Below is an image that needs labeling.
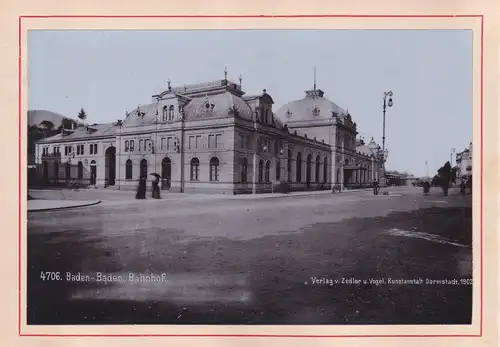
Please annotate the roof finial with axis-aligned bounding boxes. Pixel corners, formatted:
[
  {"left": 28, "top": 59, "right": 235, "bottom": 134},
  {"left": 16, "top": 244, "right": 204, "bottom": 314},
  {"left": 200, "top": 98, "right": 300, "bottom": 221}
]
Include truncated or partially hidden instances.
[
  {"left": 224, "top": 66, "right": 228, "bottom": 81},
  {"left": 239, "top": 74, "right": 242, "bottom": 86},
  {"left": 313, "top": 67, "right": 317, "bottom": 91},
  {"left": 167, "top": 77, "right": 171, "bottom": 91}
]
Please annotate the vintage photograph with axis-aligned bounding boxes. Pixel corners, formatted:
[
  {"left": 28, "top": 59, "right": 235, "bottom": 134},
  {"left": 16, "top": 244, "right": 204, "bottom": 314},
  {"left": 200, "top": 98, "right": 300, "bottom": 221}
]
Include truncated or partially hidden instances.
[{"left": 26, "top": 29, "right": 473, "bottom": 325}]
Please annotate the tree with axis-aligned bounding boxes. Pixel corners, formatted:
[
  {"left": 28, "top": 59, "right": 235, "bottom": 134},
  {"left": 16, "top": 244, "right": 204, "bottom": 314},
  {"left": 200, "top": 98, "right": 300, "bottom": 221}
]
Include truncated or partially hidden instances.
[
  {"left": 77, "top": 108, "right": 87, "bottom": 121},
  {"left": 39, "top": 120, "right": 55, "bottom": 131}
]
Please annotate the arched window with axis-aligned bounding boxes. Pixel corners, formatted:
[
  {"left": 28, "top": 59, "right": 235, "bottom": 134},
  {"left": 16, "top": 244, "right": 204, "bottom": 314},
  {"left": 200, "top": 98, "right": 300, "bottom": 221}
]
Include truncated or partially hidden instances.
[
  {"left": 315, "top": 155, "right": 321, "bottom": 183},
  {"left": 258, "top": 160, "right": 264, "bottom": 183},
  {"left": 241, "top": 158, "right": 248, "bottom": 183},
  {"left": 296, "top": 152, "right": 302, "bottom": 182},
  {"left": 323, "top": 157, "right": 328, "bottom": 183},
  {"left": 265, "top": 161, "right": 271, "bottom": 182},
  {"left": 125, "top": 159, "right": 133, "bottom": 179},
  {"left": 276, "top": 160, "right": 281, "bottom": 180},
  {"left": 190, "top": 157, "right": 199, "bottom": 181},
  {"left": 65, "top": 163, "right": 71, "bottom": 180},
  {"left": 77, "top": 161, "right": 83, "bottom": 180},
  {"left": 162, "top": 106, "right": 168, "bottom": 121},
  {"left": 140, "top": 159, "right": 148, "bottom": 178},
  {"left": 287, "top": 149, "right": 292, "bottom": 182},
  {"left": 168, "top": 105, "right": 174, "bottom": 121},
  {"left": 210, "top": 157, "right": 220, "bottom": 181}
]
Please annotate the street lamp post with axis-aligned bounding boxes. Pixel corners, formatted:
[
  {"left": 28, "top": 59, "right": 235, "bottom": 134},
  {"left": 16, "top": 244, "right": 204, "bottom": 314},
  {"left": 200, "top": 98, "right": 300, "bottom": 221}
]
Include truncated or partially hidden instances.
[
  {"left": 382, "top": 90, "right": 393, "bottom": 155},
  {"left": 380, "top": 91, "right": 393, "bottom": 186}
]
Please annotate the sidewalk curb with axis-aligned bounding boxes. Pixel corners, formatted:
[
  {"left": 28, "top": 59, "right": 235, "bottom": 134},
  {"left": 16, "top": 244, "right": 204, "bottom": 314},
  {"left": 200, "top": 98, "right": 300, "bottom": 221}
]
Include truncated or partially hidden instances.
[{"left": 28, "top": 200, "right": 102, "bottom": 212}]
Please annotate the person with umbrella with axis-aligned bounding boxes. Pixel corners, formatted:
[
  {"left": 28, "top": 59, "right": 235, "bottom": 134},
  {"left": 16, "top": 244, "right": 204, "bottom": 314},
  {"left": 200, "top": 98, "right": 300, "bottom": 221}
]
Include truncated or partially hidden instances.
[{"left": 150, "top": 173, "right": 161, "bottom": 199}]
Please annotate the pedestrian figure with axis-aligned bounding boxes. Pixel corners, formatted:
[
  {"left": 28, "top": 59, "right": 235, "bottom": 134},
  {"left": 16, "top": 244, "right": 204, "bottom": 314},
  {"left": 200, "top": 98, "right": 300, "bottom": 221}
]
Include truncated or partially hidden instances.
[
  {"left": 372, "top": 179, "right": 379, "bottom": 195},
  {"left": 136, "top": 176, "right": 147, "bottom": 199},
  {"left": 423, "top": 180, "right": 430, "bottom": 196},
  {"left": 460, "top": 178, "right": 466, "bottom": 195},
  {"left": 152, "top": 176, "right": 161, "bottom": 199}
]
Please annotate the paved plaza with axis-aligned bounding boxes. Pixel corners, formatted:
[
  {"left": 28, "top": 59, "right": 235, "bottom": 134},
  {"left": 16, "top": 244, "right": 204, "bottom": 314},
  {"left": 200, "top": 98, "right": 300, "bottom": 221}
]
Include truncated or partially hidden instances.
[{"left": 27, "top": 186, "right": 473, "bottom": 325}]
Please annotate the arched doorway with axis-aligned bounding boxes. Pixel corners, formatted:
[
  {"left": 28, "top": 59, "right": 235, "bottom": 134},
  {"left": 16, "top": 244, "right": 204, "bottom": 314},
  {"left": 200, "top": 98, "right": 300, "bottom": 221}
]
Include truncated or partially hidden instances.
[
  {"left": 65, "top": 163, "right": 71, "bottom": 180},
  {"left": 161, "top": 157, "right": 171, "bottom": 190},
  {"left": 77, "top": 161, "right": 83, "bottom": 180},
  {"left": 105, "top": 146, "right": 116, "bottom": 186},
  {"left": 90, "top": 160, "right": 97, "bottom": 185},
  {"left": 140, "top": 159, "right": 148, "bottom": 179},
  {"left": 54, "top": 161, "right": 59, "bottom": 183},
  {"left": 306, "top": 154, "right": 312, "bottom": 187},
  {"left": 42, "top": 161, "right": 48, "bottom": 181},
  {"left": 296, "top": 152, "right": 302, "bottom": 182}
]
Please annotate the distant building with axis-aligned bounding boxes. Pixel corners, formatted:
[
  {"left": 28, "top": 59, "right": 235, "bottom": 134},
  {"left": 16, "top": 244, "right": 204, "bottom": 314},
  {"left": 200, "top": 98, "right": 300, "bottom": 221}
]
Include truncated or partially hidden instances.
[
  {"left": 455, "top": 142, "right": 473, "bottom": 179},
  {"left": 34, "top": 74, "right": 385, "bottom": 194}
]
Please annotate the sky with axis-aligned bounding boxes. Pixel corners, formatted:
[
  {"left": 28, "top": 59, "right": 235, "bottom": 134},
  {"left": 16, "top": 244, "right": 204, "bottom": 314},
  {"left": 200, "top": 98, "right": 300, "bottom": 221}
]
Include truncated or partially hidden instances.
[{"left": 28, "top": 30, "right": 472, "bottom": 177}]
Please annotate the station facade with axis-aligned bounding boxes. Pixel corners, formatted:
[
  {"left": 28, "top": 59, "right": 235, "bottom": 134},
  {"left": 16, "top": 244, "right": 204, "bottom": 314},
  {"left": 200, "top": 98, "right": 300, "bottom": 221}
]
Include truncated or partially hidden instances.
[{"left": 35, "top": 75, "right": 385, "bottom": 194}]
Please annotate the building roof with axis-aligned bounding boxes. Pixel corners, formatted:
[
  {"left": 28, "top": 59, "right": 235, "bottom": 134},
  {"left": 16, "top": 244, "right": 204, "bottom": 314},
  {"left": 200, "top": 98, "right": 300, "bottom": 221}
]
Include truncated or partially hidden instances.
[
  {"left": 37, "top": 122, "right": 117, "bottom": 143},
  {"left": 275, "top": 88, "right": 346, "bottom": 124}
]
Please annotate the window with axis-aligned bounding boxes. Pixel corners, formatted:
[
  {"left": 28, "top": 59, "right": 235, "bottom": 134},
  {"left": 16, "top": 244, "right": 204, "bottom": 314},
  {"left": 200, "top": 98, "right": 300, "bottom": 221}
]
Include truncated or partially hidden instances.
[
  {"left": 93, "top": 144, "right": 98, "bottom": 154},
  {"left": 196, "top": 135, "right": 202, "bottom": 149},
  {"left": 241, "top": 158, "right": 248, "bottom": 183},
  {"left": 90, "top": 143, "right": 94, "bottom": 154},
  {"left": 296, "top": 152, "right": 302, "bottom": 182},
  {"left": 130, "top": 140, "right": 135, "bottom": 152},
  {"left": 287, "top": 149, "right": 292, "bottom": 182},
  {"left": 124, "top": 141, "right": 129, "bottom": 152},
  {"left": 167, "top": 137, "right": 172, "bottom": 151},
  {"left": 315, "top": 155, "right": 321, "bottom": 182},
  {"left": 139, "top": 139, "right": 144, "bottom": 152},
  {"left": 276, "top": 160, "right": 281, "bottom": 181},
  {"left": 258, "top": 160, "right": 264, "bottom": 183},
  {"left": 161, "top": 138, "right": 166, "bottom": 150},
  {"left": 168, "top": 105, "right": 174, "bottom": 121},
  {"left": 125, "top": 159, "right": 133, "bottom": 179},
  {"left": 240, "top": 134, "right": 245, "bottom": 149},
  {"left": 190, "top": 157, "right": 200, "bottom": 181},
  {"left": 265, "top": 161, "right": 270, "bottom": 183},
  {"left": 189, "top": 136, "right": 195, "bottom": 150},
  {"left": 323, "top": 157, "right": 328, "bottom": 183},
  {"left": 215, "top": 134, "right": 222, "bottom": 148},
  {"left": 162, "top": 106, "right": 168, "bottom": 122},
  {"left": 76, "top": 145, "right": 84, "bottom": 155},
  {"left": 208, "top": 135, "right": 215, "bottom": 149},
  {"left": 210, "top": 157, "right": 220, "bottom": 181}
]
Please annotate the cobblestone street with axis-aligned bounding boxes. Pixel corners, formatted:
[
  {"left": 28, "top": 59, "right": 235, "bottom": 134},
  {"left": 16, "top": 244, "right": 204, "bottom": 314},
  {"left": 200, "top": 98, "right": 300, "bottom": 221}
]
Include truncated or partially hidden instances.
[{"left": 27, "top": 187, "right": 473, "bottom": 325}]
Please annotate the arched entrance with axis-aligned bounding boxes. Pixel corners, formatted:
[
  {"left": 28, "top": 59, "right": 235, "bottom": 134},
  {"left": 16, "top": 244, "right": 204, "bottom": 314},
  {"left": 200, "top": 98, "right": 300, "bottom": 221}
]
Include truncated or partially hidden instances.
[
  {"left": 65, "top": 163, "right": 71, "bottom": 180},
  {"left": 90, "top": 160, "right": 97, "bottom": 185},
  {"left": 77, "top": 161, "right": 83, "bottom": 180},
  {"left": 54, "top": 161, "right": 59, "bottom": 183},
  {"left": 306, "top": 154, "right": 312, "bottom": 187},
  {"left": 42, "top": 161, "right": 48, "bottom": 181},
  {"left": 140, "top": 159, "right": 148, "bottom": 179},
  {"left": 161, "top": 157, "right": 171, "bottom": 190},
  {"left": 105, "top": 146, "right": 116, "bottom": 186}
]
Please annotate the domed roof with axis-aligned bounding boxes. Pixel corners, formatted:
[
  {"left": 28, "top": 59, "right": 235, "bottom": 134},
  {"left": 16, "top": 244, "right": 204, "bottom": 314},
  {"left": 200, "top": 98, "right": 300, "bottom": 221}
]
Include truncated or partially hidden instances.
[
  {"left": 275, "top": 88, "right": 346, "bottom": 123},
  {"left": 183, "top": 92, "right": 254, "bottom": 121}
]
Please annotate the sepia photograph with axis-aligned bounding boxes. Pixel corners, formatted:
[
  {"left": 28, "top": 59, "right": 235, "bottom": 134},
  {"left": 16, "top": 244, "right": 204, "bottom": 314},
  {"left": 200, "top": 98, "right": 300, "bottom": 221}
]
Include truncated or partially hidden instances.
[{"left": 26, "top": 29, "right": 473, "bottom": 326}]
